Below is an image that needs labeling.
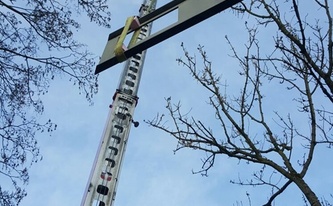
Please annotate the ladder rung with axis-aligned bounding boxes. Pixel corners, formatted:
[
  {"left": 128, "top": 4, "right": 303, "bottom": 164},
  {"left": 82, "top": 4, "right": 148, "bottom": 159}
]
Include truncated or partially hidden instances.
[
  {"left": 133, "top": 54, "right": 141, "bottom": 60},
  {"left": 116, "top": 113, "right": 127, "bottom": 120},
  {"left": 131, "top": 60, "right": 140, "bottom": 66},
  {"left": 129, "top": 66, "right": 138, "bottom": 73},
  {"left": 111, "top": 135, "right": 121, "bottom": 144},
  {"left": 127, "top": 73, "right": 136, "bottom": 80},
  {"left": 123, "top": 89, "right": 133, "bottom": 95},
  {"left": 109, "top": 146, "right": 118, "bottom": 155},
  {"left": 114, "top": 125, "right": 124, "bottom": 133},
  {"left": 125, "top": 80, "right": 135, "bottom": 87},
  {"left": 105, "top": 158, "right": 115, "bottom": 167},
  {"left": 97, "top": 185, "right": 109, "bottom": 196}
]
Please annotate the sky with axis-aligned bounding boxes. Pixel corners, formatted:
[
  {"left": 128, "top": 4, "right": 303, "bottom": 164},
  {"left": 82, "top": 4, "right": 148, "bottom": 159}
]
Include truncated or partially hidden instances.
[{"left": 18, "top": 0, "right": 333, "bottom": 206}]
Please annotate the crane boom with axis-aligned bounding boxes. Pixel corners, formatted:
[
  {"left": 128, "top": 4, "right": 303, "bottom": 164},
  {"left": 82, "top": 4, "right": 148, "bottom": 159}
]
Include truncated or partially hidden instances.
[{"left": 81, "top": 1, "right": 157, "bottom": 205}]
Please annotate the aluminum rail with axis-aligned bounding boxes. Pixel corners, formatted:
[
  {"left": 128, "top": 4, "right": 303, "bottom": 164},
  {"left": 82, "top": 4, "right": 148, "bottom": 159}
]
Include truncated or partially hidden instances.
[{"left": 81, "top": 1, "right": 157, "bottom": 205}]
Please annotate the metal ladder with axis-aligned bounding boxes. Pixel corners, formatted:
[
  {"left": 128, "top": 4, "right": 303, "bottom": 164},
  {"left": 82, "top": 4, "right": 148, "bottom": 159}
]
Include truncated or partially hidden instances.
[{"left": 81, "top": 1, "right": 157, "bottom": 205}]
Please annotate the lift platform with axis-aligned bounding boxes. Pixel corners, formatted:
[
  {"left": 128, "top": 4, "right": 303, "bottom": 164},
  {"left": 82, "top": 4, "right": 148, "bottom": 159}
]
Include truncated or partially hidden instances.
[{"left": 95, "top": 0, "right": 241, "bottom": 74}]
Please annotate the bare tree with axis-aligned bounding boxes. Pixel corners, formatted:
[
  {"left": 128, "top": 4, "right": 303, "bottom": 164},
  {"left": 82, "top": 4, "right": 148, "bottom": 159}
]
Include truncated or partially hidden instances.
[
  {"left": 146, "top": 0, "right": 332, "bottom": 205},
  {"left": 0, "top": 0, "right": 111, "bottom": 205}
]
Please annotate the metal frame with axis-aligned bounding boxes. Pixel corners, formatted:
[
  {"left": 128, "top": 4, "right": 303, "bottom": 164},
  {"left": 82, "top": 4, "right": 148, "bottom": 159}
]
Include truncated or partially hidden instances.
[{"left": 95, "top": 0, "right": 242, "bottom": 74}]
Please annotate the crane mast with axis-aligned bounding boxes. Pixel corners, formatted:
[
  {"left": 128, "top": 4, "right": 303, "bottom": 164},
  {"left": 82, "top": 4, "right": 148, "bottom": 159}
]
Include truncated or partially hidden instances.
[{"left": 81, "top": 1, "right": 157, "bottom": 205}]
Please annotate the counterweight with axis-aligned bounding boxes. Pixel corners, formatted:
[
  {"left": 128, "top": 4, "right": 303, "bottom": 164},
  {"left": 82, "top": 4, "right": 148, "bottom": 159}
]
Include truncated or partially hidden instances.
[{"left": 81, "top": 1, "right": 157, "bottom": 205}]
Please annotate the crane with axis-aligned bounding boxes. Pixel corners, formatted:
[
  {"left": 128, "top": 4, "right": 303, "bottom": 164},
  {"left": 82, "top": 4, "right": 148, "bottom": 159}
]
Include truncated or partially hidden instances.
[{"left": 81, "top": 0, "right": 241, "bottom": 205}]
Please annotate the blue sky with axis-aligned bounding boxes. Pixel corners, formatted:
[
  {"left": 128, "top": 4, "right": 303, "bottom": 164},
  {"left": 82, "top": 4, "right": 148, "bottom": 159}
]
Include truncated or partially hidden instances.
[{"left": 19, "top": 0, "right": 332, "bottom": 205}]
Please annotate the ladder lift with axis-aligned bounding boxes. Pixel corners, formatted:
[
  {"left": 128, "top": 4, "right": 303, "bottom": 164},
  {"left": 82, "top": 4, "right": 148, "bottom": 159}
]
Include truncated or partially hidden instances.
[
  {"left": 81, "top": 1, "right": 157, "bottom": 205},
  {"left": 81, "top": 0, "right": 241, "bottom": 205}
]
